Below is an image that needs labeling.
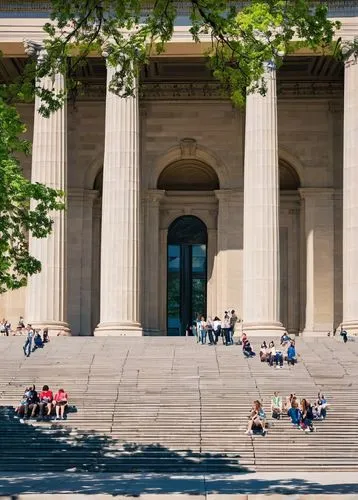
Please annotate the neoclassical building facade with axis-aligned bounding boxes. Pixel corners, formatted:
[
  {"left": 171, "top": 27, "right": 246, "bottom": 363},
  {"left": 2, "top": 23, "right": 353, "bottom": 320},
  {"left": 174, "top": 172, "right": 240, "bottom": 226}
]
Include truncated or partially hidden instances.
[{"left": 0, "top": 2, "right": 358, "bottom": 336}]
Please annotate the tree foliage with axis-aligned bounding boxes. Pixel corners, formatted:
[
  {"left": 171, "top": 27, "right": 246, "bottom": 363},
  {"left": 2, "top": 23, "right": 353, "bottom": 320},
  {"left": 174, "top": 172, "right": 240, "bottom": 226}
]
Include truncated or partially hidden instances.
[
  {"left": 0, "top": 96, "right": 65, "bottom": 293},
  {"left": 36, "top": 0, "right": 343, "bottom": 110}
]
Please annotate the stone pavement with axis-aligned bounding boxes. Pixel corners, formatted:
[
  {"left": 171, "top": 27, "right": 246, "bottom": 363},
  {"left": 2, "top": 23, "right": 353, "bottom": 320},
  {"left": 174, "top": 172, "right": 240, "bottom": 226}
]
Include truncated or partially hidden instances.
[
  {"left": 0, "top": 335, "right": 358, "bottom": 478},
  {"left": 1, "top": 472, "right": 358, "bottom": 498}
]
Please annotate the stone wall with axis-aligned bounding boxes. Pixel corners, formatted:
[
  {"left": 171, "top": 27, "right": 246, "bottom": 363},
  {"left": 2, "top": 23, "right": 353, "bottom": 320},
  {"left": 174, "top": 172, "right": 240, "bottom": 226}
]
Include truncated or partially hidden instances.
[{"left": 0, "top": 96, "right": 344, "bottom": 335}]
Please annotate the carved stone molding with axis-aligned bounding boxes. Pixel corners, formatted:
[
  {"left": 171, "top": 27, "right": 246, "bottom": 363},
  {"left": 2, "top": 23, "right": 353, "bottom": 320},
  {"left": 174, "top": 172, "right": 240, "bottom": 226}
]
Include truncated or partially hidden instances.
[
  {"left": 180, "top": 138, "right": 197, "bottom": 159},
  {"left": 74, "top": 80, "right": 344, "bottom": 101},
  {"left": 23, "top": 39, "right": 45, "bottom": 62},
  {"left": 277, "top": 81, "right": 343, "bottom": 98},
  {"left": 140, "top": 82, "right": 224, "bottom": 101}
]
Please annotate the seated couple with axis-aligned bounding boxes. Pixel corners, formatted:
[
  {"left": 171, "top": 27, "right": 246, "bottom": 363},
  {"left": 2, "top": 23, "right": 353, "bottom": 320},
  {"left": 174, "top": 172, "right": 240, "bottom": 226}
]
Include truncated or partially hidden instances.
[
  {"left": 16, "top": 384, "right": 69, "bottom": 421},
  {"left": 245, "top": 400, "right": 267, "bottom": 436}
]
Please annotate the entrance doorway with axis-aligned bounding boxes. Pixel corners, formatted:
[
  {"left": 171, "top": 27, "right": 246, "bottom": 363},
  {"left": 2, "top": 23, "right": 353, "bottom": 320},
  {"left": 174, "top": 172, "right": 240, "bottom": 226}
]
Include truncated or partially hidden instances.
[{"left": 167, "top": 216, "right": 207, "bottom": 336}]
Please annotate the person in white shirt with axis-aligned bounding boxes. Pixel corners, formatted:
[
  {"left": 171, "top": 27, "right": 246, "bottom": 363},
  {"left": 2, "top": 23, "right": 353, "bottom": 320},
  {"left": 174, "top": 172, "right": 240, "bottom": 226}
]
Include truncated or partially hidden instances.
[
  {"left": 199, "top": 316, "right": 207, "bottom": 344},
  {"left": 271, "top": 391, "right": 283, "bottom": 419},
  {"left": 222, "top": 312, "right": 231, "bottom": 346},
  {"left": 212, "top": 316, "right": 221, "bottom": 344},
  {"left": 268, "top": 341, "right": 276, "bottom": 366}
]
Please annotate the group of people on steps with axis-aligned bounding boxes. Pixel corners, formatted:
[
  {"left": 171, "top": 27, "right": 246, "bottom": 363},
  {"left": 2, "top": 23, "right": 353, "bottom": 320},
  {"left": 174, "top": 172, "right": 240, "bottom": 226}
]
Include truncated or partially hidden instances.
[
  {"left": 245, "top": 391, "right": 328, "bottom": 436},
  {"left": 186, "top": 310, "right": 239, "bottom": 346}
]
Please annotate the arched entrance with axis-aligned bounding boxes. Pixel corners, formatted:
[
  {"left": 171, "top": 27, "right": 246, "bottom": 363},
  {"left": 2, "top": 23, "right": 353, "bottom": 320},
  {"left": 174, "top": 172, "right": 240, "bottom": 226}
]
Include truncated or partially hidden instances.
[{"left": 167, "top": 216, "right": 208, "bottom": 336}]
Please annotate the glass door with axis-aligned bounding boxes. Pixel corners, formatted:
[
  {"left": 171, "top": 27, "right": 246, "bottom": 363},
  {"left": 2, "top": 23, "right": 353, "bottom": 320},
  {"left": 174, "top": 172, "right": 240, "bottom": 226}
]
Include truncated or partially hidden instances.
[{"left": 167, "top": 216, "right": 207, "bottom": 336}]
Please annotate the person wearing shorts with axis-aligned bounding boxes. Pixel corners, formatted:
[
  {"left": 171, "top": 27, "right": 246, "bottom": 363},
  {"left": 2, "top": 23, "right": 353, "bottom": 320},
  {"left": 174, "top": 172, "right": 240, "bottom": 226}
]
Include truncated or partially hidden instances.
[{"left": 53, "top": 388, "right": 68, "bottom": 420}]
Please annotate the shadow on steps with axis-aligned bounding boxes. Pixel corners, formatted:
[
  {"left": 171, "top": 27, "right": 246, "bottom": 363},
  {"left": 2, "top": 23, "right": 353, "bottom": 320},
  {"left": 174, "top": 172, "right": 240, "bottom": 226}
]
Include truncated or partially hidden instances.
[{"left": 0, "top": 406, "right": 250, "bottom": 474}]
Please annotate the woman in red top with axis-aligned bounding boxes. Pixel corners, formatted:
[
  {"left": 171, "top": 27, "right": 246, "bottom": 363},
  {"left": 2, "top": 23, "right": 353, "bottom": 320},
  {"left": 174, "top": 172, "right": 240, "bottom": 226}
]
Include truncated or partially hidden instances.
[
  {"left": 38, "top": 384, "right": 53, "bottom": 420},
  {"left": 53, "top": 388, "right": 68, "bottom": 420}
]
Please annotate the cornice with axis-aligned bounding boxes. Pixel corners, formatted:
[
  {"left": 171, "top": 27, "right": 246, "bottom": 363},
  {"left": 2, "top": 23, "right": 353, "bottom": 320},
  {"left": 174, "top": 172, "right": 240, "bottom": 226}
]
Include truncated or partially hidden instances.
[{"left": 2, "top": 1, "right": 358, "bottom": 15}]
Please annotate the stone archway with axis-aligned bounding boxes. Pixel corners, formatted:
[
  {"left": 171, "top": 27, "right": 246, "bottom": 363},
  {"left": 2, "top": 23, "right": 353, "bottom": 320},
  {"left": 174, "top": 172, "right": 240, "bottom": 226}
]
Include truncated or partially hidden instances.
[
  {"left": 150, "top": 139, "right": 230, "bottom": 189},
  {"left": 143, "top": 143, "right": 222, "bottom": 335}
]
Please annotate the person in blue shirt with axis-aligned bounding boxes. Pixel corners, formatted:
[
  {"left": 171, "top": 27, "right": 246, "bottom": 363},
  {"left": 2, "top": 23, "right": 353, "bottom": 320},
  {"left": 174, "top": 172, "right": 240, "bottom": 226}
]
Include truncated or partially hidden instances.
[
  {"left": 33, "top": 331, "right": 44, "bottom": 351},
  {"left": 287, "top": 341, "right": 297, "bottom": 365},
  {"left": 288, "top": 399, "right": 302, "bottom": 428}
]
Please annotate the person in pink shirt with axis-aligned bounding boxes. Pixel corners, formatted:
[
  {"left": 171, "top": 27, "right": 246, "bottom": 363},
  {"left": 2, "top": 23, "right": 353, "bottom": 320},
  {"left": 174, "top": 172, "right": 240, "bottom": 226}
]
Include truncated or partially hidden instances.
[{"left": 53, "top": 388, "right": 68, "bottom": 420}]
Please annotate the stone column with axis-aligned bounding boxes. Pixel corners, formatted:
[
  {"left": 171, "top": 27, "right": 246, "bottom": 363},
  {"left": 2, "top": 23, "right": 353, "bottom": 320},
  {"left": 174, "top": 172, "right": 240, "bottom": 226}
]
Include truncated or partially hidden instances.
[
  {"left": 342, "top": 56, "right": 358, "bottom": 334},
  {"left": 215, "top": 189, "right": 243, "bottom": 319},
  {"left": 24, "top": 41, "right": 69, "bottom": 334},
  {"left": 95, "top": 62, "right": 142, "bottom": 336},
  {"left": 243, "top": 62, "right": 284, "bottom": 336},
  {"left": 142, "top": 189, "right": 164, "bottom": 335},
  {"left": 299, "top": 188, "right": 334, "bottom": 335}
]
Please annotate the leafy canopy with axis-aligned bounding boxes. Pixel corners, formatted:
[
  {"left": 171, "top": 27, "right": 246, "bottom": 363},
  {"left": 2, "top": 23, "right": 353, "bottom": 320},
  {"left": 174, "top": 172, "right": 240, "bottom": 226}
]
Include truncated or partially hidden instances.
[
  {"left": 0, "top": 96, "right": 65, "bottom": 293},
  {"left": 37, "top": 0, "right": 342, "bottom": 110}
]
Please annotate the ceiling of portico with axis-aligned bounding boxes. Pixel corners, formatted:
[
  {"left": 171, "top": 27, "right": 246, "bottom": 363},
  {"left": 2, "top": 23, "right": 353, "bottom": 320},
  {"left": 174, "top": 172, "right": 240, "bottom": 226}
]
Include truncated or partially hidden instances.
[{"left": 0, "top": 55, "right": 343, "bottom": 100}]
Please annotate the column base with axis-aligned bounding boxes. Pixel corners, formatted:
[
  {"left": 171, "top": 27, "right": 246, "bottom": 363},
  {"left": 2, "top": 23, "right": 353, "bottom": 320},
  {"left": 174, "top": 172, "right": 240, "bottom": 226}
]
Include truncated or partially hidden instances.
[
  {"left": 300, "top": 329, "right": 332, "bottom": 337},
  {"left": 94, "top": 321, "right": 143, "bottom": 337},
  {"left": 143, "top": 328, "right": 162, "bottom": 336},
  {"left": 242, "top": 321, "right": 285, "bottom": 337},
  {"left": 340, "top": 321, "right": 358, "bottom": 336},
  {"left": 28, "top": 321, "right": 70, "bottom": 336}
]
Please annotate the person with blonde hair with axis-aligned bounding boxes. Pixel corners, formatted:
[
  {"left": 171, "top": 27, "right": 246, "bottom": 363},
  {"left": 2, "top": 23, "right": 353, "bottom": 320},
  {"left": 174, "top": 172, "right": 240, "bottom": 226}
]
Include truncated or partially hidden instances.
[{"left": 245, "top": 400, "right": 267, "bottom": 436}]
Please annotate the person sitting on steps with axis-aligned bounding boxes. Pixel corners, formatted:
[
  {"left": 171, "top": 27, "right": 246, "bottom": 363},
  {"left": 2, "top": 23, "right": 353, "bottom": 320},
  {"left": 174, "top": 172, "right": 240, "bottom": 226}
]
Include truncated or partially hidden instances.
[
  {"left": 300, "top": 398, "right": 314, "bottom": 433},
  {"left": 280, "top": 332, "right": 291, "bottom": 346},
  {"left": 287, "top": 399, "right": 302, "bottom": 428},
  {"left": 245, "top": 400, "right": 267, "bottom": 436},
  {"left": 53, "top": 388, "right": 69, "bottom": 420},
  {"left": 271, "top": 391, "right": 283, "bottom": 419},
  {"left": 287, "top": 341, "right": 297, "bottom": 365},
  {"left": 243, "top": 337, "right": 255, "bottom": 357},
  {"left": 23, "top": 385, "right": 38, "bottom": 420},
  {"left": 32, "top": 331, "right": 44, "bottom": 351},
  {"left": 275, "top": 345, "right": 284, "bottom": 368},
  {"left": 260, "top": 341, "right": 269, "bottom": 362},
  {"left": 38, "top": 385, "right": 54, "bottom": 420},
  {"left": 313, "top": 392, "right": 328, "bottom": 420}
]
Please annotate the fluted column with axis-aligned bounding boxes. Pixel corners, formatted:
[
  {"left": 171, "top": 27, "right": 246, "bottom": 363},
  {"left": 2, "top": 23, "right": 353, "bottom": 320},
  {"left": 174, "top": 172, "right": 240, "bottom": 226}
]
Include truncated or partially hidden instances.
[
  {"left": 142, "top": 189, "right": 164, "bottom": 335},
  {"left": 243, "top": 63, "right": 284, "bottom": 335},
  {"left": 300, "top": 188, "right": 334, "bottom": 335},
  {"left": 95, "top": 62, "right": 142, "bottom": 336},
  {"left": 25, "top": 42, "right": 69, "bottom": 334},
  {"left": 342, "top": 56, "right": 358, "bottom": 334}
]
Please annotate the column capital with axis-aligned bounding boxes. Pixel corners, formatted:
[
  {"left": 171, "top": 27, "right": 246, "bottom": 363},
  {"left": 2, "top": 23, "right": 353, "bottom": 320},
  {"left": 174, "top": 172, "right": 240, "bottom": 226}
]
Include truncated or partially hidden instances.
[
  {"left": 299, "top": 187, "right": 334, "bottom": 200},
  {"left": 342, "top": 37, "right": 358, "bottom": 68},
  {"left": 214, "top": 189, "right": 243, "bottom": 202},
  {"left": 24, "top": 39, "right": 44, "bottom": 59},
  {"left": 142, "top": 189, "right": 165, "bottom": 204}
]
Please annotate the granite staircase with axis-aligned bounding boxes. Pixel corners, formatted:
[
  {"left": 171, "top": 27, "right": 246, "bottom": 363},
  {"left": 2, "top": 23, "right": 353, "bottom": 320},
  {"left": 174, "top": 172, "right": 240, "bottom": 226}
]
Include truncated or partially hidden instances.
[{"left": 0, "top": 335, "right": 357, "bottom": 473}]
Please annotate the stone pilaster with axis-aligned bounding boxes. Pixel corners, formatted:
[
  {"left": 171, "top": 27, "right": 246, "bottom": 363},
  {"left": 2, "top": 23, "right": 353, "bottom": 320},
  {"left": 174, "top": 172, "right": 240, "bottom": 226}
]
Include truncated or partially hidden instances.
[
  {"left": 142, "top": 189, "right": 164, "bottom": 335},
  {"left": 342, "top": 56, "right": 358, "bottom": 334},
  {"left": 25, "top": 41, "right": 69, "bottom": 334},
  {"left": 243, "top": 63, "right": 284, "bottom": 336},
  {"left": 95, "top": 62, "right": 142, "bottom": 336},
  {"left": 299, "top": 188, "right": 334, "bottom": 335}
]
